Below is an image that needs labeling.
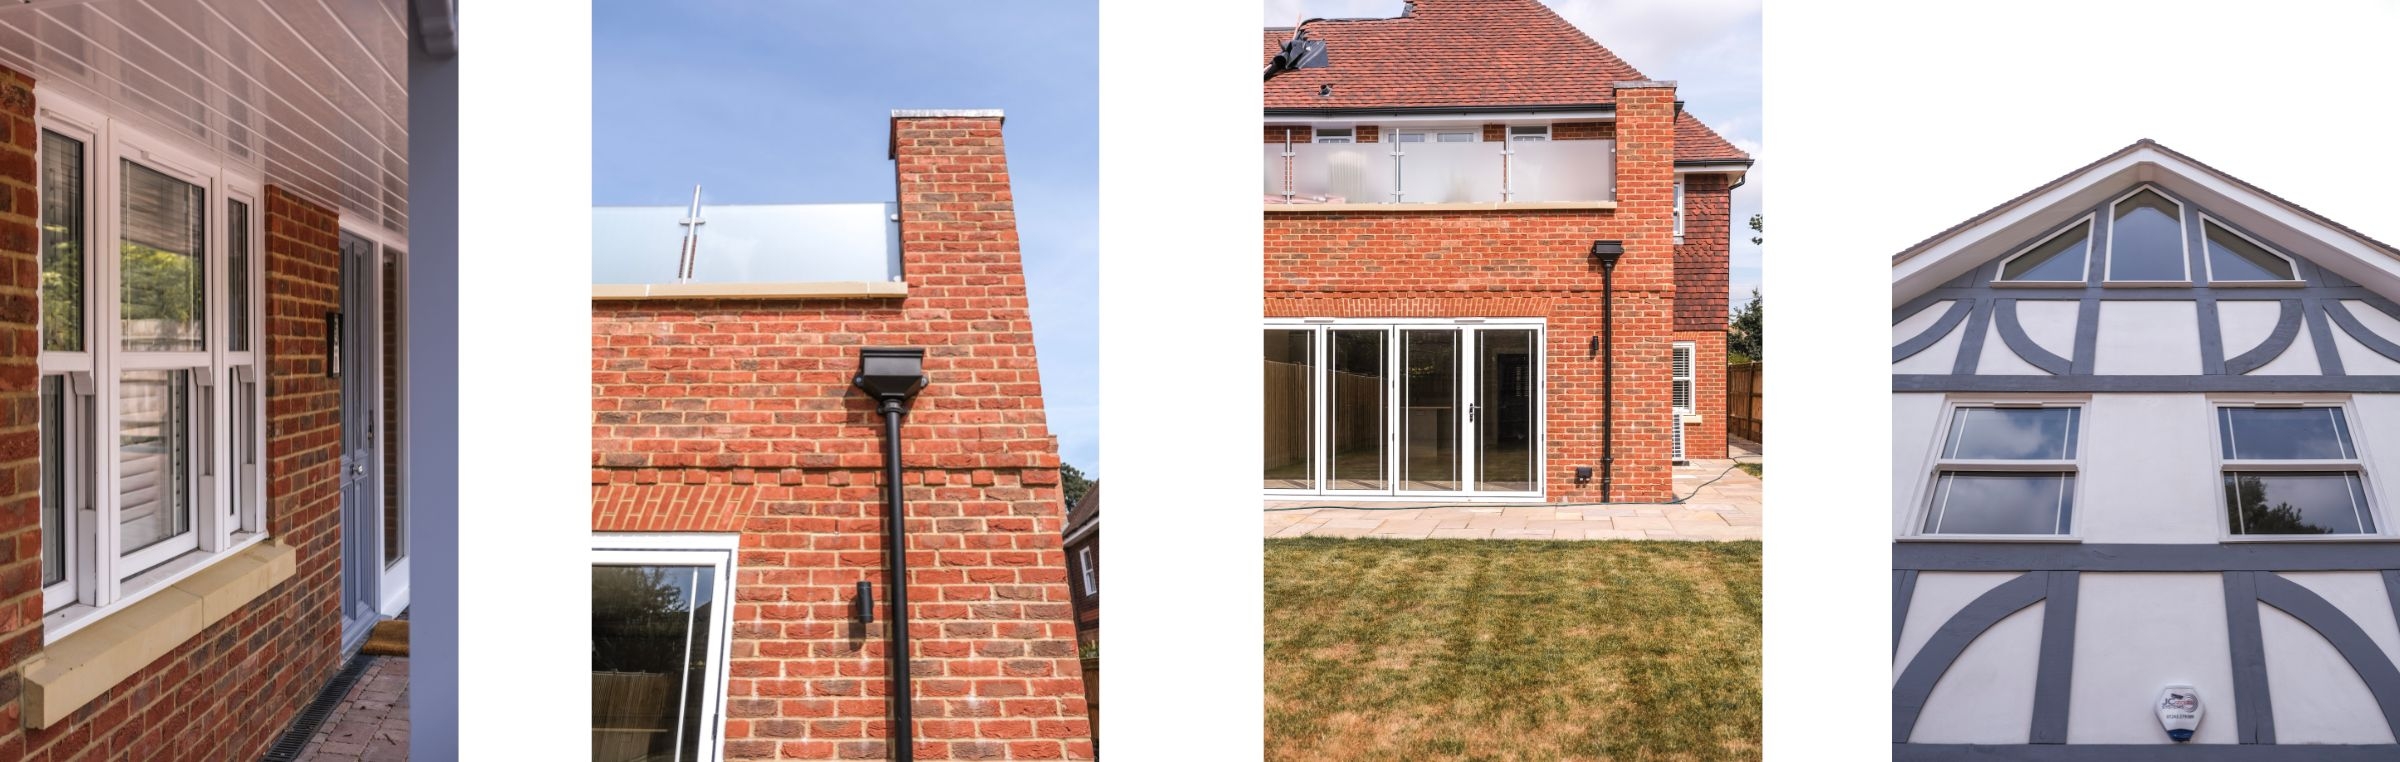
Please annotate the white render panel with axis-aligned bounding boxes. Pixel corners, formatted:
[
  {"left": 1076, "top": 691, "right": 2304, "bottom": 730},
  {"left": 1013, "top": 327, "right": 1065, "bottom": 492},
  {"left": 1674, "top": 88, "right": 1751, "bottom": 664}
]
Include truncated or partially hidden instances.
[
  {"left": 1894, "top": 301, "right": 1957, "bottom": 348},
  {"left": 2016, "top": 300, "right": 2079, "bottom": 358},
  {"left": 2066, "top": 573, "right": 2239, "bottom": 744},
  {"left": 1977, "top": 319, "right": 2046, "bottom": 376},
  {"left": 1912, "top": 602, "right": 2043, "bottom": 744},
  {"left": 2077, "top": 395, "right": 2222, "bottom": 543},
  {"left": 2343, "top": 300, "right": 2400, "bottom": 348},
  {"left": 2261, "top": 603, "right": 2398, "bottom": 744},
  {"left": 2351, "top": 397, "right": 2400, "bottom": 524},
  {"left": 2094, "top": 301, "right": 2201, "bottom": 375},
  {"left": 1893, "top": 394, "right": 1947, "bottom": 537},
  {"left": 2282, "top": 572, "right": 2400, "bottom": 665},
  {"left": 1896, "top": 572, "right": 2021, "bottom": 673},
  {"left": 2331, "top": 317, "right": 2400, "bottom": 375},
  {"left": 2216, "top": 300, "right": 2286, "bottom": 363},
  {"left": 2247, "top": 321, "right": 2319, "bottom": 375},
  {"left": 1895, "top": 314, "right": 1967, "bottom": 374}
]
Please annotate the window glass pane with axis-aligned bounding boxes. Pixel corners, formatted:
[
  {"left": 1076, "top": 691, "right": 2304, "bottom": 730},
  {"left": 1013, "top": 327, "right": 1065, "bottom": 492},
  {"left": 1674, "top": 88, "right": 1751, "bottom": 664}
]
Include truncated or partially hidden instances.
[
  {"left": 1393, "top": 133, "right": 1426, "bottom": 143},
  {"left": 1924, "top": 472, "right": 2075, "bottom": 535},
  {"left": 1401, "top": 329, "right": 1459, "bottom": 491},
  {"left": 1436, "top": 132, "right": 1474, "bottom": 143},
  {"left": 2001, "top": 224, "right": 2091, "bottom": 281},
  {"left": 1476, "top": 330, "right": 1536, "bottom": 492},
  {"left": 1328, "top": 330, "right": 1388, "bottom": 490},
  {"left": 40, "top": 131, "right": 85, "bottom": 352},
  {"left": 593, "top": 564, "right": 717, "bottom": 762},
  {"left": 228, "top": 200, "right": 250, "bottom": 352},
  {"left": 384, "top": 253, "right": 404, "bottom": 565},
  {"left": 2205, "top": 221, "right": 2295, "bottom": 281},
  {"left": 121, "top": 161, "right": 206, "bottom": 352},
  {"left": 41, "top": 376, "right": 66, "bottom": 587},
  {"left": 2110, "top": 189, "right": 2186, "bottom": 280},
  {"left": 1263, "top": 330, "right": 1314, "bottom": 490},
  {"left": 1942, "top": 407, "right": 2079, "bottom": 460},
  {"left": 2225, "top": 472, "right": 2374, "bottom": 535},
  {"left": 120, "top": 369, "right": 192, "bottom": 554},
  {"left": 2220, "top": 407, "right": 2354, "bottom": 460}
]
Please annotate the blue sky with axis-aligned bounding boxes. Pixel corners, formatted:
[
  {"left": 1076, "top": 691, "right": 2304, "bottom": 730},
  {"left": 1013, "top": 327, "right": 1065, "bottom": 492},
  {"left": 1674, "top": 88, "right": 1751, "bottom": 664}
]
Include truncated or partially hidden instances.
[
  {"left": 1265, "top": 0, "right": 1764, "bottom": 308},
  {"left": 593, "top": 0, "right": 1102, "bottom": 475}
]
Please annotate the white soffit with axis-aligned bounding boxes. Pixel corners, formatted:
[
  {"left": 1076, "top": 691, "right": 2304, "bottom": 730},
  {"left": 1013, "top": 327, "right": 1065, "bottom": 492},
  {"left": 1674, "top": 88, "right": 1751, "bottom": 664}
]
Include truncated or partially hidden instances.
[
  {"left": 0, "top": 0, "right": 409, "bottom": 236},
  {"left": 1891, "top": 143, "right": 2400, "bottom": 305}
]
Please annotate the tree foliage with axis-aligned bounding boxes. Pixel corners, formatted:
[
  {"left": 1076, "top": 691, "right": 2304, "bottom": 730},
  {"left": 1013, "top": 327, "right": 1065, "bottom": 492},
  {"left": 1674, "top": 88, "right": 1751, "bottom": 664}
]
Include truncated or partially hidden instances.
[
  {"left": 1728, "top": 289, "right": 1762, "bottom": 363},
  {"left": 1061, "top": 462, "right": 1093, "bottom": 508}
]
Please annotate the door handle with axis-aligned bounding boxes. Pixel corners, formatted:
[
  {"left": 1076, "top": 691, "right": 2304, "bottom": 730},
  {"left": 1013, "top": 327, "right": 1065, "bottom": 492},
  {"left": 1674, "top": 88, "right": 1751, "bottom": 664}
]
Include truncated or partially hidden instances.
[{"left": 1468, "top": 403, "right": 1479, "bottom": 425}]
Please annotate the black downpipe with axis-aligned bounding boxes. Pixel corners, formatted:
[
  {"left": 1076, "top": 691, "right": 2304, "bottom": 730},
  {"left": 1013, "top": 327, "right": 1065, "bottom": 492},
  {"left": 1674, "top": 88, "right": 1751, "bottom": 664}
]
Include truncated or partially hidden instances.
[
  {"left": 878, "top": 399, "right": 914, "bottom": 762},
  {"left": 1599, "top": 261, "right": 1616, "bottom": 500}
]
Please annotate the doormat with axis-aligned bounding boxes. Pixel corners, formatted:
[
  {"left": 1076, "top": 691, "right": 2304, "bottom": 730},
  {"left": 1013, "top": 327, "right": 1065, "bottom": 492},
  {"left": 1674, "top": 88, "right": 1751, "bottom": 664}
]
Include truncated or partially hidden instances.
[
  {"left": 359, "top": 619, "right": 409, "bottom": 656},
  {"left": 260, "top": 653, "right": 375, "bottom": 761}
]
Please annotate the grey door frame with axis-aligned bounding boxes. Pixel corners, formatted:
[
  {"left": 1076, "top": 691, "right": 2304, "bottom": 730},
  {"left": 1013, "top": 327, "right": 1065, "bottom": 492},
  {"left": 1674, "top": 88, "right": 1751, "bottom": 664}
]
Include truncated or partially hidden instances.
[{"left": 337, "top": 230, "right": 384, "bottom": 650}]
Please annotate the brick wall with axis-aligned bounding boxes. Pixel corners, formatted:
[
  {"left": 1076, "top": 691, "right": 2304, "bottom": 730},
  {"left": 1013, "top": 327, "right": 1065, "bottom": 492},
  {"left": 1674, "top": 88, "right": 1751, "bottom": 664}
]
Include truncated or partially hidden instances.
[
  {"left": 591, "top": 113, "right": 1091, "bottom": 760},
  {"left": 1674, "top": 172, "right": 1733, "bottom": 331},
  {"left": 0, "top": 137, "right": 348, "bottom": 758},
  {"left": 0, "top": 65, "right": 44, "bottom": 740},
  {"left": 1263, "top": 83, "right": 1682, "bottom": 501},
  {"left": 1676, "top": 329, "right": 1727, "bottom": 460}
]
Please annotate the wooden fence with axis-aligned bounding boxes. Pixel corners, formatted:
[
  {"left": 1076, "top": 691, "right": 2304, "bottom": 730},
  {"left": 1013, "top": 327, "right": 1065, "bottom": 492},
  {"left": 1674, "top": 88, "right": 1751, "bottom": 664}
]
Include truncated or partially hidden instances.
[{"left": 1727, "top": 361, "right": 1763, "bottom": 443}]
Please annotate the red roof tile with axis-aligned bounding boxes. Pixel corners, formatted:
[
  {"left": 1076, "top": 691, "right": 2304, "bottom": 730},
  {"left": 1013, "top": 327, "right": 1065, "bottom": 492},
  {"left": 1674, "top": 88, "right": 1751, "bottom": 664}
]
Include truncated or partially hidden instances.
[{"left": 1264, "top": 0, "right": 1747, "bottom": 163}]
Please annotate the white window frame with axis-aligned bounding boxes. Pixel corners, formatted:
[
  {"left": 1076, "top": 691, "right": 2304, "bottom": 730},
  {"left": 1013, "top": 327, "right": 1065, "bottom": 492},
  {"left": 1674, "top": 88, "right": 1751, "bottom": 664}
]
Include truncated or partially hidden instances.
[
  {"left": 2198, "top": 214, "right": 2304, "bottom": 287},
  {"left": 591, "top": 533, "right": 739, "bottom": 762},
  {"left": 1671, "top": 341, "right": 1696, "bottom": 415},
  {"left": 1077, "top": 546, "right": 1096, "bottom": 598},
  {"left": 1904, "top": 397, "right": 2087, "bottom": 541},
  {"left": 1391, "top": 129, "right": 1477, "bottom": 144},
  {"left": 1261, "top": 317, "right": 1548, "bottom": 501},
  {"left": 1313, "top": 127, "right": 1354, "bottom": 144},
  {"left": 2102, "top": 184, "right": 2192, "bottom": 286},
  {"left": 1673, "top": 177, "right": 1687, "bottom": 241},
  {"left": 2209, "top": 397, "right": 2387, "bottom": 542},
  {"left": 37, "top": 94, "right": 269, "bottom": 642},
  {"left": 1508, "top": 125, "right": 1550, "bottom": 142},
  {"left": 1993, "top": 214, "right": 2097, "bottom": 286}
]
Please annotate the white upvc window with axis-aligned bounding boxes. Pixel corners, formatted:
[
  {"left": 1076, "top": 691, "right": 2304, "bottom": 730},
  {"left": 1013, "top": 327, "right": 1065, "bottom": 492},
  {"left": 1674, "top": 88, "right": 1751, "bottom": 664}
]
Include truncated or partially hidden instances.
[
  {"left": 1914, "top": 401, "right": 2084, "bottom": 538},
  {"left": 1313, "top": 127, "right": 1354, "bottom": 144},
  {"left": 592, "top": 534, "right": 738, "bottom": 762},
  {"left": 1508, "top": 125, "right": 1550, "bottom": 142},
  {"left": 1392, "top": 130, "right": 1475, "bottom": 143},
  {"left": 1673, "top": 177, "right": 1687, "bottom": 239},
  {"left": 2199, "top": 214, "right": 2301, "bottom": 285},
  {"left": 2103, "top": 184, "right": 2191, "bottom": 284},
  {"left": 1671, "top": 342, "right": 1695, "bottom": 414},
  {"left": 1077, "top": 546, "right": 1097, "bottom": 598},
  {"left": 37, "top": 97, "right": 269, "bottom": 640},
  {"left": 2213, "top": 401, "right": 2382, "bottom": 538}
]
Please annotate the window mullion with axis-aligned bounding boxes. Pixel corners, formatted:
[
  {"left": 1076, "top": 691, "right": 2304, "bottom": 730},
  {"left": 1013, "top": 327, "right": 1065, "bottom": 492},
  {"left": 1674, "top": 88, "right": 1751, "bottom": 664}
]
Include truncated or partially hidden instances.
[{"left": 92, "top": 125, "right": 123, "bottom": 607}]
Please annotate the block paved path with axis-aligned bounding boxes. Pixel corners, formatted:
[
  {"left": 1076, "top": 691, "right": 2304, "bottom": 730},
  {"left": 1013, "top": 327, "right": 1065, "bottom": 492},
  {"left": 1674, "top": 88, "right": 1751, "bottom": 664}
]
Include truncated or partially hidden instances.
[
  {"left": 1264, "top": 458, "right": 1762, "bottom": 541},
  {"left": 295, "top": 656, "right": 409, "bottom": 761}
]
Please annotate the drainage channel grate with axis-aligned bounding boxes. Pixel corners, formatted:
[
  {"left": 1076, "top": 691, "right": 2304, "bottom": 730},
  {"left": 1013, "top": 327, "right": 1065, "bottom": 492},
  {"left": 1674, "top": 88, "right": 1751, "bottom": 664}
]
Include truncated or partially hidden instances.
[{"left": 261, "top": 653, "right": 377, "bottom": 761}]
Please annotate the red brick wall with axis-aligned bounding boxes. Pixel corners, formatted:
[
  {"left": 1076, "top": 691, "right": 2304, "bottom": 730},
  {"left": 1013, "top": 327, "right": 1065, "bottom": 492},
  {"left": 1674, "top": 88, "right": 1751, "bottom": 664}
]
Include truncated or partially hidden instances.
[
  {"left": 1262, "top": 83, "right": 1682, "bottom": 501},
  {"left": 1676, "top": 329, "right": 1727, "bottom": 460},
  {"left": 1674, "top": 172, "right": 1733, "bottom": 331},
  {"left": 0, "top": 66, "right": 44, "bottom": 739},
  {"left": 0, "top": 118, "right": 348, "bottom": 760},
  {"left": 592, "top": 114, "right": 1090, "bottom": 760}
]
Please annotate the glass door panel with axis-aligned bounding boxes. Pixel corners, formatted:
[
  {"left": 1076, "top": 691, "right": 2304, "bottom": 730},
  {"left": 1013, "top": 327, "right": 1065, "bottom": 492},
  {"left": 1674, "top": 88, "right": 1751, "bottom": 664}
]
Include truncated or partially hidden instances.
[
  {"left": 1401, "top": 330, "right": 1460, "bottom": 491},
  {"left": 593, "top": 564, "right": 721, "bottom": 762},
  {"left": 1477, "top": 330, "right": 1538, "bottom": 492},
  {"left": 1263, "top": 330, "right": 1315, "bottom": 489},
  {"left": 1327, "top": 330, "right": 1389, "bottom": 490}
]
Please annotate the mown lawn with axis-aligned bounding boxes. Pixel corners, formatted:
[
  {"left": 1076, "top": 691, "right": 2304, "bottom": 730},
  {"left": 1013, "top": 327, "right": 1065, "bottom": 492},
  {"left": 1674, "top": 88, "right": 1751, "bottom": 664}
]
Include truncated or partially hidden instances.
[{"left": 1264, "top": 538, "right": 1762, "bottom": 761}]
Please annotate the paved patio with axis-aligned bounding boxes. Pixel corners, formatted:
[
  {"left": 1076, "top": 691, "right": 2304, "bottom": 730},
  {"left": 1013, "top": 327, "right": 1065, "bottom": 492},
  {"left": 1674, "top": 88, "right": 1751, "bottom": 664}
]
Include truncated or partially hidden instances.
[
  {"left": 1264, "top": 457, "right": 1762, "bottom": 541},
  {"left": 295, "top": 656, "right": 409, "bottom": 761}
]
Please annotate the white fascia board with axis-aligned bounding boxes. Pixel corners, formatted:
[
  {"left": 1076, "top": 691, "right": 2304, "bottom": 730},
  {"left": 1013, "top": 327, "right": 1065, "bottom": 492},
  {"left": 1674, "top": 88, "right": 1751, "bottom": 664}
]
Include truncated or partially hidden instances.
[
  {"left": 1890, "top": 150, "right": 2149, "bottom": 303},
  {"left": 2139, "top": 152, "right": 2400, "bottom": 297}
]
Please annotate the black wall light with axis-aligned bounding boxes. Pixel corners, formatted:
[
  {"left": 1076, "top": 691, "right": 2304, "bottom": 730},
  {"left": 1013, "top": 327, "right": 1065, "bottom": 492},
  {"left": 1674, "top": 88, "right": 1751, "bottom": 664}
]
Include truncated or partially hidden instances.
[
  {"left": 853, "top": 346, "right": 928, "bottom": 762},
  {"left": 1590, "top": 241, "right": 1624, "bottom": 500}
]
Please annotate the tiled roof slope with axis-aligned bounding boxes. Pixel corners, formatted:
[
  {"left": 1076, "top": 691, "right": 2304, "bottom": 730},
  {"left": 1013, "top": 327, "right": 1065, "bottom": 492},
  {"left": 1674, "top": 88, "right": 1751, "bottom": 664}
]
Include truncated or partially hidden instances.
[{"left": 1264, "top": 0, "right": 1748, "bottom": 163}]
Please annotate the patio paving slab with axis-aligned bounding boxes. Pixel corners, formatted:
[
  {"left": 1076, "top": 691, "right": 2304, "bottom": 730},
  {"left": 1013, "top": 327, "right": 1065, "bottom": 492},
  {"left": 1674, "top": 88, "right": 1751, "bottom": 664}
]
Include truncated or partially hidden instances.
[
  {"left": 1265, "top": 458, "right": 1762, "bottom": 542},
  {"left": 296, "top": 656, "right": 408, "bottom": 762}
]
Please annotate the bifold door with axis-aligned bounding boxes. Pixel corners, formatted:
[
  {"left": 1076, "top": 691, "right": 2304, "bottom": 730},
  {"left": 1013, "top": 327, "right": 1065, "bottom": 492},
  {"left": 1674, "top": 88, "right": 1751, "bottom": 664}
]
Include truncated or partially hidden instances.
[{"left": 1264, "top": 321, "right": 1543, "bottom": 498}]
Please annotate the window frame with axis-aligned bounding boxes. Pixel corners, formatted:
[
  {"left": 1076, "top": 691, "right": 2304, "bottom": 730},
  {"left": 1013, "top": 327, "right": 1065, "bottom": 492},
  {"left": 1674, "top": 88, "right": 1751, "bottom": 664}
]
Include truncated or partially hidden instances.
[
  {"left": 2210, "top": 397, "right": 2387, "bottom": 542},
  {"left": 2101, "top": 184, "right": 2193, "bottom": 286},
  {"left": 1671, "top": 341, "right": 1696, "bottom": 415},
  {"left": 2198, "top": 214, "right": 2304, "bottom": 287},
  {"left": 1507, "top": 125, "right": 1550, "bottom": 142},
  {"left": 1077, "top": 546, "right": 1096, "bottom": 598},
  {"left": 1992, "top": 214, "right": 2097, "bottom": 287},
  {"left": 1312, "top": 127, "right": 1354, "bottom": 144},
  {"left": 37, "top": 94, "right": 270, "bottom": 641},
  {"left": 591, "top": 533, "right": 739, "bottom": 762},
  {"left": 1672, "top": 177, "right": 1687, "bottom": 240},
  {"left": 1905, "top": 397, "right": 2088, "bottom": 542}
]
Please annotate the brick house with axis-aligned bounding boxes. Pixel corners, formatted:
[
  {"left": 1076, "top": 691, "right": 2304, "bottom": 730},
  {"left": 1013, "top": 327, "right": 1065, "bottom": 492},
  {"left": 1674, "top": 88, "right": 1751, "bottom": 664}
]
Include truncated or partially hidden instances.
[
  {"left": 591, "top": 111, "right": 1092, "bottom": 761},
  {"left": 0, "top": 3, "right": 454, "bottom": 760},
  {"left": 1262, "top": 0, "right": 1751, "bottom": 502},
  {"left": 1893, "top": 140, "right": 2400, "bottom": 753}
]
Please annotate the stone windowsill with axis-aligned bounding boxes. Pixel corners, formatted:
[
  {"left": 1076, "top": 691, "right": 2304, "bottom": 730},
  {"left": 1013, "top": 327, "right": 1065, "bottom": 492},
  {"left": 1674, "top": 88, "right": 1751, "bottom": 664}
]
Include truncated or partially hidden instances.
[
  {"left": 1265, "top": 200, "right": 1617, "bottom": 213},
  {"left": 20, "top": 541, "right": 297, "bottom": 729},
  {"left": 591, "top": 281, "right": 908, "bottom": 300}
]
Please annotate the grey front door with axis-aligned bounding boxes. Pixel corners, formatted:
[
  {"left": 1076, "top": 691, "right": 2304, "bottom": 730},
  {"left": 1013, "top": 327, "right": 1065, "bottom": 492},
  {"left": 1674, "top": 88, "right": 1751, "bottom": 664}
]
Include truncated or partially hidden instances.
[{"left": 338, "top": 231, "right": 382, "bottom": 649}]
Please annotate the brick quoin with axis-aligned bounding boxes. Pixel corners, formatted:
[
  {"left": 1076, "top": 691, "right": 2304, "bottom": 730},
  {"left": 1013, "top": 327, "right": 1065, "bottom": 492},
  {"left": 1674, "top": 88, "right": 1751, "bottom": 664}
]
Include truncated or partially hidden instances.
[
  {"left": 0, "top": 59, "right": 348, "bottom": 757},
  {"left": 591, "top": 113, "right": 1091, "bottom": 760},
  {"left": 1266, "top": 83, "right": 1730, "bottom": 501}
]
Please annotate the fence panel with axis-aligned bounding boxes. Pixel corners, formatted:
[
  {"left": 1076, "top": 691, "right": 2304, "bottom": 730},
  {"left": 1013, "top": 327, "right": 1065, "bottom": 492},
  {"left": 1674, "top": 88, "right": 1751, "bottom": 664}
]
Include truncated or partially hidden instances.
[{"left": 1727, "top": 362, "right": 1763, "bottom": 443}]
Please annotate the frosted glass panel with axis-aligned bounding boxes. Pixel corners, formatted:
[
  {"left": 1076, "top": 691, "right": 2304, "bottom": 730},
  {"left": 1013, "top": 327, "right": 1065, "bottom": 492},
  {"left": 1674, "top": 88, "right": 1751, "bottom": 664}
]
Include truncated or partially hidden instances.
[
  {"left": 1265, "top": 145, "right": 1288, "bottom": 198},
  {"left": 1291, "top": 143, "right": 1392, "bottom": 204},
  {"left": 1400, "top": 141, "right": 1502, "bottom": 203},
  {"left": 592, "top": 203, "right": 899, "bottom": 285},
  {"left": 1510, "top": 140, "right": 1615, "bottom": 202}
]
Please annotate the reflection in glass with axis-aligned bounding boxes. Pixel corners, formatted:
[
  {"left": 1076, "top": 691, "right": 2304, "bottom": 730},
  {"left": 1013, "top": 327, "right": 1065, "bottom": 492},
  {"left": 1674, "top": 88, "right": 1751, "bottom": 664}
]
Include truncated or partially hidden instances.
[
  {"left": 1263, "top": 330, "right": 1315, "bottom": 490},
  {"left": 2000, "top": 224, "right": 2090, "bottom": 282},
  {"left": 1944, "top": 407, "right": 2079, "bottom": 460},
  {"left": 1478, "top": 330, "right": 1536, "bottom": 492},
  {"left": 2110, "top": 189, "right": 2186, "bottom": 281},
  {"left": 41, "top": 377, "right": 65, "bottom": 587},
  {"left": 2219, "top": 407, "right": 2354, "bottom": 461},
  {"left": 228, "top": 200, "right": 251, "bottom": 352},
  {"left": 120, "top": 161, "right": 206, "bottom": 352},
  {"left": 119, "top": 370, "right": 191, "bottom": 555},
  {"left": 593, "top": 564, "right": 717, "bottom": 762},
  {"left": 41, "top": 131, "right": 85, "bottom": 352},
  {"left": 1402, "top": 330, "right": 1459, "bottom": 491},
  {"left": 1328, "top": 330, "right": 1387, "bottom": 490},
  {"left": 2225, "top": 472, "right": 2373, "bottom": 535},
  {"left": 2204, "top": 221, "right": 2294, "bottom": 281},
  {"left": 1924, "top": 473, "right": 2074, "bottom": 535}
]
